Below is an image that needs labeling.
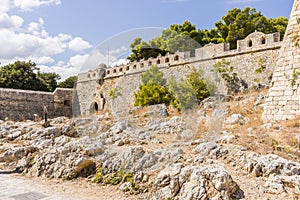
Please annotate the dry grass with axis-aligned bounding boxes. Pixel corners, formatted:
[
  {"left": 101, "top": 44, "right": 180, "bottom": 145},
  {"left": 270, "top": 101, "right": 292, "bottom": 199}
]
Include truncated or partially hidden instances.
[
  {"left": 219, "top": 90, "right": 300, "bottom": 162},
  {"left": 281, "top": 116, "right": 300, "bottom": 128}
]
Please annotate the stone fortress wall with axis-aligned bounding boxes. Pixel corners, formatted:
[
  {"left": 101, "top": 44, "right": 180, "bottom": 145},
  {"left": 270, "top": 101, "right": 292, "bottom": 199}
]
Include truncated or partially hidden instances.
[
  {"left": 263, "top": 0, "right": 300, "bottom": 121},
  {"left": 76, "top": 31, "right": 283, "bottom": 116},
  {"left": 0, "top": 31, "right": 286, "bottom": 120},
  {"left": 0, "top": 88, "right": 73, "bottom": 121}
]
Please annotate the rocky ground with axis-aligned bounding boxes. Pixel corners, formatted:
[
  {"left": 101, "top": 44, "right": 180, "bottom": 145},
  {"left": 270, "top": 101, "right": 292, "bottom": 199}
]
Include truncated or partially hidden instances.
[{"left": 0, "top": 90, "right": 300, "bottom": 200}]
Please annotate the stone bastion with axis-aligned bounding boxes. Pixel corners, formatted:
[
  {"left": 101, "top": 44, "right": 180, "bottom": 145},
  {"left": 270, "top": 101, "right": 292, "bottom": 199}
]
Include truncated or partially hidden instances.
[
  {"left": 0, "top": 31, "right": 284, "bottom": 120},
  {"left": 75, "top": 31, "right": 282, "bottom": 116}
]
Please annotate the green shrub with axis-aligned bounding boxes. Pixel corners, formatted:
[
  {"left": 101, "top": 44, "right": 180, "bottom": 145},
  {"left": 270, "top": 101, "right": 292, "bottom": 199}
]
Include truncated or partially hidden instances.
[{"left": 134, "top": 83, "right": 174, "bottom": 107}]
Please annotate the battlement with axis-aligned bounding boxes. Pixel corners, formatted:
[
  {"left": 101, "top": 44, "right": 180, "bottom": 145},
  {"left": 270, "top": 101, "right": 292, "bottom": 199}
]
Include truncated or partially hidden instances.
[{"left": 77, "top": 31, "right": 282, "bottom": 83}]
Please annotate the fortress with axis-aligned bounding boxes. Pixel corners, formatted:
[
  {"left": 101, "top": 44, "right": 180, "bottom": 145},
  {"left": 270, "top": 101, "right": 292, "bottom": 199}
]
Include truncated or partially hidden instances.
[
  {"left": 0, "top": 31, "right": 283, "bottom": 120},
  {"left": 1, "top": 0, "right": 300, "bottom": 121},
  {"left": 74, "top": 31, "right": 281, "bottom": 116}
]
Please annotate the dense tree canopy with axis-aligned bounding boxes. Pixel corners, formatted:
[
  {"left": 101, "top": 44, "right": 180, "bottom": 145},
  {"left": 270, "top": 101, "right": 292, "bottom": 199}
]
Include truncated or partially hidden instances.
[
  {"left": 0, "top": 61, "right": 61, "bottom": 92},
  {"left": 128, "top": 7, "right": 288, "bottom": 61},
  {"left": 58, "top": 75, "right": 78, "bottom": 88}
]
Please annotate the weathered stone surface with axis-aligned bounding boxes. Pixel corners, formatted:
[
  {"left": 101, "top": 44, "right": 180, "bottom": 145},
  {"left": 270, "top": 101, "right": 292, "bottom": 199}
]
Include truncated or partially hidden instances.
[
  {"left": 194, "top": 142, "right": 228, "bottom": 159},
  {"left": 263, "top": 0, "right": 300, "bottom": 121},
  {"left": 224, "top": 114, "right": 249, "bottom": 126},
  {"left": 153, "top": 164, "right": 239, "bottom": 200},
  {"left": 0, "top": 146, "right": 36, "bottom": 162},
  {"left": 0, "top": 88, "right": 73, "bottom": 121}
]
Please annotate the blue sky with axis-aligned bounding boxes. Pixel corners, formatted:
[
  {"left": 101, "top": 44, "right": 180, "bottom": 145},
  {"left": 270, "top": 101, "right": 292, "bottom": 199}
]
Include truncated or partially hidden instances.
[{"left": 0, "top": 0, "right": 293, "bottom": 79}]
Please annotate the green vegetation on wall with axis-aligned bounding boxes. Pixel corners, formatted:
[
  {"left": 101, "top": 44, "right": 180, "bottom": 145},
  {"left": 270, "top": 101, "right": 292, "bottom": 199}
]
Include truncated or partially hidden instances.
[{"left": 213, "top": 59, "right": 245, "bottom": 94}]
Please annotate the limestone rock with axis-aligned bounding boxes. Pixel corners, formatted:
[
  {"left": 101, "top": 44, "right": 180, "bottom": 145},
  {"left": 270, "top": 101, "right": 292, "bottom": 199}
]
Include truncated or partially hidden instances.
[
  {"left": 246, "top": 154, "right": 300, "bottom": 177},
  {"left": 0, "top": 146, "right": 36, "bottom": 162},
  {"left": 225, "top": 114, "right": 249, "bottom": 126},
  {"left": 194, "top": 142, "right": 228, "bottom": 159},
  {"left": 153, "top": 164, "right": 239, "bottom": 200},
  {"left": 61, "top": 125, "right": 78, "bottom": 137},
  {"left": 43, "top": 127, "right": 61, "bottom": 138}
]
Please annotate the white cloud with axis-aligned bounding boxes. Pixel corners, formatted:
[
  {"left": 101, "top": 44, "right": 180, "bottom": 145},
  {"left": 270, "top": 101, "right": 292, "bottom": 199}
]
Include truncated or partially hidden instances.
[
  {"left": 69, "top": 54, "right": 89, "bottom": 69},
  {"left": 0, "top": 29, "right": 71, "bottom": 59},
  {"left": 13, "top": 0, "right": 61, "bottom": 11},
  {"left": 81, "top": 49, "right": 130, "bottom": 71},
  {"left": 111, "top": 59, "right": 129, "bottom": 67},
  {"left": 0, "top": 0, "right": 11, "bottom": 14},
  {"left": 0, "top": 13, "right": 23, "bottom": 29},
  {"left": 27, "top": 18, "right": 46, "bottom": 37},
  {"left": 69, "top": 37, "right": 92, "bottom": 53},
  {"left": 0, "top": 56, "right": 54, "bottom": 67},
  {"left": 0, "top": 1, "right": 92, "bottom": 80},
  {"left": 109, "top": 46, "right": 128, "bottom": 55},
  {"left": 39, "top": 63, "right": 79, "bottom": 80}
]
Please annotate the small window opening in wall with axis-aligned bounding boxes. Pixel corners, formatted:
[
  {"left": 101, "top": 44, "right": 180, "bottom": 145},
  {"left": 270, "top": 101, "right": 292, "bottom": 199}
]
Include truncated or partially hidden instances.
[
  {"left": 248, "top": 40, "right": 253, "bottom": 47},
  {"left": 133, "top": 65, "right": 137, "bottom": 69},
  {"left": 64, "top": 100, "right": 71, "bottom": 106},
  {"left": 119, "top": 68, "right": 123, "bottom": 72},
  {"left": 141, "top": 63, "right": 144, "bottom": 68},
  {"left": 90, "top": 102, "right": 99, "bottom": 113},
  {"left": 113, "top": 69, "right": 117, "bottom": 73},
  {"left": 126, "top": 66, "right": 130, "bottom": 71},
  {"left": 93, "top": 73, "right": 96, "bottom": 77},
  {"left": 165, "top": 58, "right": 169, "bottom": 63},
  {"left": 87, "top": 74, "right": 91, "bottom": 78},
  {"left": 157, "top": 59, "right": 161, "bottom": 64},
  {"left": 148, "top": 61, "right": 152, "bottom": 66},
  {"left": 107, "top": 70, "right": 110, "bottom": 75},
  {"left": 261, "top": 37, "right": 266, "bottom": 45},
  {"left": 174, "top": 55, "right": 179, "bottom": 61}
]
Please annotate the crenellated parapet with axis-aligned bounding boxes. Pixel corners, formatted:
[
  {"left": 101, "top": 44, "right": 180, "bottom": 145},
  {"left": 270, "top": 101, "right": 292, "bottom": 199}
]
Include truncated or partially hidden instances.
[
  {"left": 77, "top": 31, "right": 282, "bottom": 82},
  {"left": 76, "top": 31, "right": 283, "bottom": 116}
]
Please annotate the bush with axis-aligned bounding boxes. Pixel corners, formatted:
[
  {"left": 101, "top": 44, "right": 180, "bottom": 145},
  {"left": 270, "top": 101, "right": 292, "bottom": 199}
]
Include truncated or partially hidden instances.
[
  {"left": 134, "top": 83, "right": 174, "bottom": 107},
  {"left": 134, "top": 66, "right": 214, "bottom": 110},
  {"left": 168, "top": 70, "right": 214, "bottom": 111}
]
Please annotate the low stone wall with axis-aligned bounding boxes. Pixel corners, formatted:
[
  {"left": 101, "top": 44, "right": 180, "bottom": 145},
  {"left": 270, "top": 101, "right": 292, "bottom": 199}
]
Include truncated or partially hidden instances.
[{"left": 0, "top": 88, "right": 73, "bottom": 121}]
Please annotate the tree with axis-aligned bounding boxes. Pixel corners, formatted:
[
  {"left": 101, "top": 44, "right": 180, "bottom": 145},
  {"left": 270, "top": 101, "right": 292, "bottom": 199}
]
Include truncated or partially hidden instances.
[
  {"left": 168, "top": 77, "right": 198, "bottom": 110},
  {"left": 134, "top": 83, "right": 173, "bottom": 107},
  {"left": 0, "top": 61, "right": 61, "bottom": 92},
  {"left": 128, "top": 8, "right": 288, "bottom": 61},
  {"left": 38, "top": 72, "right": 61, "bottom": 92},
  {"left": 0, "top": 61, "right": 39, "bottom": 90},
  {"left": 58, "top": 75, "right": 78, "bottom": 88},
  {"left": 186, "top": 70, "right": 214, "bottom": 102},
  {"left": 215, "top": 7, "right": 288, "bottom": 49},
  {"left": 141, "top": 65, "right": 166, "bottom": 86},
  {"left": 134, "top": 66, "right": 174, "bottom": 107},
  {"left": 168, "top": 70, "right": 214, "bottom": 110},
  {"left": 128, "top": 21, "right": 201, "bottom": 61}
]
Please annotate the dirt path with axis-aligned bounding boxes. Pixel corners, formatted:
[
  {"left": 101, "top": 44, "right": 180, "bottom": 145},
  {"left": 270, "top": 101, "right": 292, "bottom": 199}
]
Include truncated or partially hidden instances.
[{"left": 0, "top": 172, "right": 139, "bottom": 200}]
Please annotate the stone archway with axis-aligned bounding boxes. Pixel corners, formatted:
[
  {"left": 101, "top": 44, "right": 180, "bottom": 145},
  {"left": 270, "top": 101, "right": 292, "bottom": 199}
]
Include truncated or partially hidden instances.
[{"left": 90, "top": 102, "right": 99, "bottom": 113}]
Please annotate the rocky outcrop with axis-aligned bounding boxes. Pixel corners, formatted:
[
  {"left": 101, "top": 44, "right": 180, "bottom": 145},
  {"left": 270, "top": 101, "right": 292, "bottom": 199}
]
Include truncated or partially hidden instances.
[{"left": 0, "top": 110, "right": 299, "bottom": 199}]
